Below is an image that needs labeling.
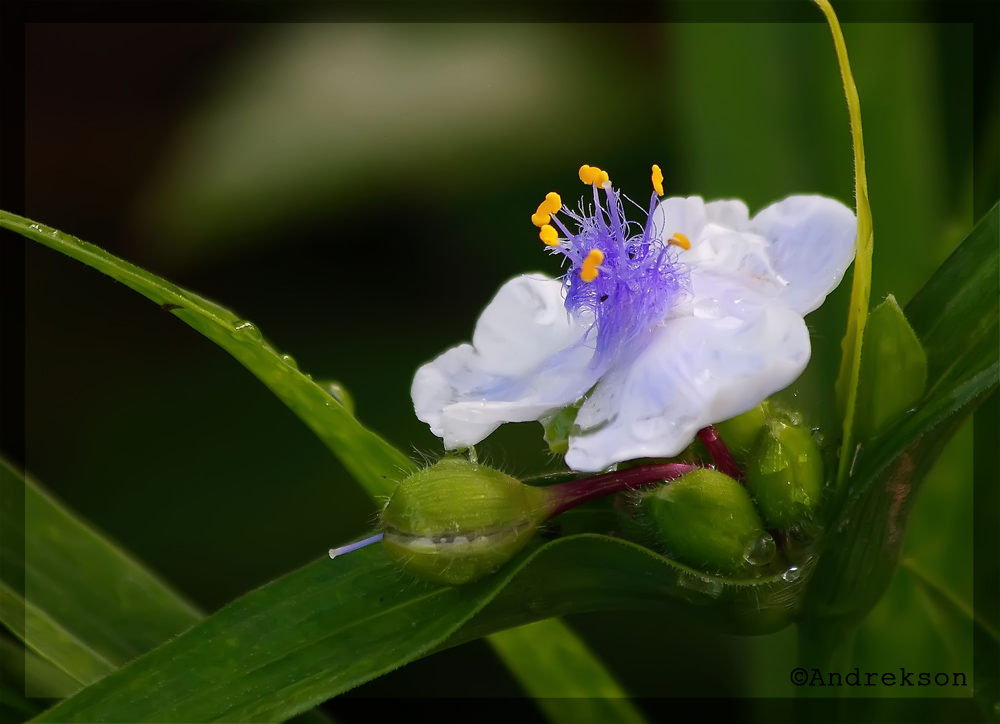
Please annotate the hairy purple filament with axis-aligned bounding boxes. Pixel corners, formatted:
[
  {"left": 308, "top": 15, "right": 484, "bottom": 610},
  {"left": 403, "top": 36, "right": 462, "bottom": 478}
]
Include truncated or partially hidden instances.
[{"left": 549, "top": 183, "right": 689, "bottom": 365}]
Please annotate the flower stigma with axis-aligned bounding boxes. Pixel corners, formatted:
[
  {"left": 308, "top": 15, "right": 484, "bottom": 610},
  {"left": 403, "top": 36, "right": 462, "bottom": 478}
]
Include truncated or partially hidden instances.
[{"left": 531, "top": 165, "right": 690, "bottom": 364}]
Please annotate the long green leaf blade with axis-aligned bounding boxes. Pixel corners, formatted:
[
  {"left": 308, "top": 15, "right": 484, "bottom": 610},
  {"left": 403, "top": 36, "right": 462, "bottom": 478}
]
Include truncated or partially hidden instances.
[
  {"left": 813, "top": 0, "right": 876, "bottom": 491},
  {"left": 488, "top": 619, "right": 646, "bottom": 724},
  {"left": 0, "top": 459, "right": 199, "bottom": 671},
  {"left": 2, "top": 211, "right": 415, "bottom": 499},
  {"left": 32, "top": 548, "right": 501, "bottom": 722},
  {"left": 802, "top": 204, "right": 999, "bottom": 625},
  {"left": 0, "top": 583, "right": 114, "bottom": 686},
  {"left": 31, "top": 531, "right": 807, "bottom": 723},
  {"left": 7, "top": 211, "right": 625, "bottom": 714}
]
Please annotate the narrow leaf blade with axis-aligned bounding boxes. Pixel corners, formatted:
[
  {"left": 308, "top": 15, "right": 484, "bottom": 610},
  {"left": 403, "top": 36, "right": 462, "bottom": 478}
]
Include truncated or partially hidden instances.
[
  {"left": 0, "top": 459, "right": 199, "bottom": 672},
  {"left": 488, "top": 619, "right": 647, "bottom": 724},
  {"left": 802, "top": 204, "right": 999, "bottom": 624},
  {"left": 2, "top": 211, "right": 416, "bottom": 498},
  {"left": 812, "top": 0, "right": 876, "bottom": 491}
]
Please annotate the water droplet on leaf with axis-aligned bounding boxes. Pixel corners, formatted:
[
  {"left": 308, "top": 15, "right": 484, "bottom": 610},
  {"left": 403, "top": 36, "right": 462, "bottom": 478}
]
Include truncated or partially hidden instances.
[{"left": 233, "top": 320, "right": 263, "bottom": 343}]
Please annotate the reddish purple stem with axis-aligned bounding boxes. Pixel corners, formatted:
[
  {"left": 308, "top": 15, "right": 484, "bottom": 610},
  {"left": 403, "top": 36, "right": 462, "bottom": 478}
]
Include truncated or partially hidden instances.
[
  {"left": 546, "top": 462, "right": 697, "bottom": 518},
  {"left": 697, "top": 425, "right": 743, "bottom": 481}
]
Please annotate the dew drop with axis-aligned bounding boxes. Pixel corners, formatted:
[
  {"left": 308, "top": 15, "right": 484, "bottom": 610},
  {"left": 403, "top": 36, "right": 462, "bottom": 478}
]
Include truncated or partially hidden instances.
[
  {"left": 317, "top": 380, "right": 354, "bottom": 415},
  {"left": 693, "top": 297, "right": 723, "bottom": 319},
  {"left": 280, "top": 354, "right": 298, "bottom": 370},
  {"left": 743, "top": 532, "right": 776, "bottom": 566},
  {"left": 782, "top": 566, "right": 801, "bottom": 583},
  {"left": 233, "top": 320, "right": 263, "bottom": 343},
  {"left": 675, "top": 571, "right": 724, "bottom": 601}
]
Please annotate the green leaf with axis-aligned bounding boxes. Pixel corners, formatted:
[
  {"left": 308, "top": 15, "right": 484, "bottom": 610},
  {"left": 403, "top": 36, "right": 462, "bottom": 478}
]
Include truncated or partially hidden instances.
[
  {"left": 854, "top": 295, "right": 928, "bottom": 441},
  {"left": 1, "top": 211, "right": 416, "bottom": 500},
  {"left": 1, "top": 635, "right": 80, "bottom": 704},
  {"left": 33, "top": 534, "right": 806, "bottom": 723},
  {"left": 813, "top": 0, "right": 876, "bottom": 492},
  {"left": 0, "top": 583, "right": 114, "bottom": 687},
  {"left": 800, "top": 204, "right": 998, "bottom": 631},
  {"left": 487, "top": 618, "right": 647, "bottom": 724},
  {"left": 0, "top": 459, "right": 200, "bottom": 677},
  {"left": 6, "top": 211, "right": 625, "bottom": 712},
  {"left": 905, "top": 557, "right": 998, "bottom": 716},
  {"left": 3, "top": 459, "right": 337, "bottom": 723}
]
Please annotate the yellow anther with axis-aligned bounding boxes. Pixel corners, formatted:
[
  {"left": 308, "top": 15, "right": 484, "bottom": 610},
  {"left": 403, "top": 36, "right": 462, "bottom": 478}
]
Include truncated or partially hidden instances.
[
  {"left": 542, "top": 192, "right": 562, "bottom": 214},
  {"left": 531, "top": 211, "right": 550, "bottom": 227},
  {"left": 532, "top": 192, "right": 563, "bottom": 227},
  {"left": 539, "top": 224, "right": 559, "bottom": 246},
  {"left": 580, "top": 249, "right": 604, "bottom": 282},
  {"left": 579, "top": 165, "right": 609, "bottom": 186},
  {"left": 668, "top": 232, "right": 691, "bottom": 250},
  {"left": 651, "top": 164, "right": 664, "bottom": 197}
]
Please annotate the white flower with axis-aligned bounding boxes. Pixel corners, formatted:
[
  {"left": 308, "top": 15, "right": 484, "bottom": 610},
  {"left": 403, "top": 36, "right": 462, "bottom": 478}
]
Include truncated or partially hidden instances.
[{"left": 412, "top": 165, "right": 856, "bottom": 472}]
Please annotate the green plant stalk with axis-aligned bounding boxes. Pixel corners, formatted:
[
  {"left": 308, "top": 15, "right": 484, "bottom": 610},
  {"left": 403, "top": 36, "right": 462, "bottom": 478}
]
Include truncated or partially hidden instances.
[{"left": 813, "top": 0, "right": 875, "bottom": 491}]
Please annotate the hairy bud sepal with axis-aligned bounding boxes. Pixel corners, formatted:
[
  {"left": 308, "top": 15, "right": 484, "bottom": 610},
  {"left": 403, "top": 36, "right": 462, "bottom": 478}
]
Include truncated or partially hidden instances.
[
  {"left": 747, "top": 420, "right": 824, "bottom": 529},
  {"left": 380, "top": 458, "right": 551, "bottom": 586},
  {"left": 628, "top": 469, "right": 774, "bottom": 575}
]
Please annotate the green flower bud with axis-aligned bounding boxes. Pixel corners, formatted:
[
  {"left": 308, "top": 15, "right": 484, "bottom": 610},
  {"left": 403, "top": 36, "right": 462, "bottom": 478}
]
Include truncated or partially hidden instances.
[
  {"left": 715, "top": 402, "right": 770, "bottom": 457},
  {"left": 747, "top": 419, "right": 824, "bottom": 528},
  {"left": 855, "top": 294, "right": 927, "bottom": 440},
  {"left": 629, "top": 468, "right": 774, "bottom": 575},
  {"left": 381, "top": 458, "right": 551, "bottom": 586}
]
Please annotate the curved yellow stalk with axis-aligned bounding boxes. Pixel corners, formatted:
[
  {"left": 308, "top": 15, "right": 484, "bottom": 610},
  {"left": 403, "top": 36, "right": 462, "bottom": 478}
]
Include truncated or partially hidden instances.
[{"left": 814, "top": 0, "right": 874, "bottom": 489}]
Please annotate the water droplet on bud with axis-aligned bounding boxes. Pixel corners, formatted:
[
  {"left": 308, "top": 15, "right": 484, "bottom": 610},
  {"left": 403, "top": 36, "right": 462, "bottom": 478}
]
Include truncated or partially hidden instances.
[{"left": 743, "top": 532, "right": 777, "bottom": 566}]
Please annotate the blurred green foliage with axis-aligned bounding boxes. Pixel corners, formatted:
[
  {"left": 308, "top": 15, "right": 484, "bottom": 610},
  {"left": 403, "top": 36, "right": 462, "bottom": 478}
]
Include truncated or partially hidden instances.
[{"left": 15, "top": 10, "right": 995, "bottom": 719}]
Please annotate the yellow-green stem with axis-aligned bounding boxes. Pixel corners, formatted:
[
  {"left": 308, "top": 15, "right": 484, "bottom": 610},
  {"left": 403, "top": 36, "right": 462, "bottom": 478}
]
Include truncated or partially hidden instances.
[{"left": 814, "top": 0, "right": 875, "bottom": 490}]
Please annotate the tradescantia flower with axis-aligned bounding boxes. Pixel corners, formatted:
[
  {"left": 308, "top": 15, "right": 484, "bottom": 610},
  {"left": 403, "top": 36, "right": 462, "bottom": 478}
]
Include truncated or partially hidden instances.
[{"left": 412, "top": 165, "right": 856, "bottom": 472}]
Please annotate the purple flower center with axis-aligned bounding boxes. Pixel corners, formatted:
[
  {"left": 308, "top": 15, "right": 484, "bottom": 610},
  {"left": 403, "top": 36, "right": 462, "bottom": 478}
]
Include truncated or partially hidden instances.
[{"left": 545, "top": 179, "right": 689, "bottom": 365}]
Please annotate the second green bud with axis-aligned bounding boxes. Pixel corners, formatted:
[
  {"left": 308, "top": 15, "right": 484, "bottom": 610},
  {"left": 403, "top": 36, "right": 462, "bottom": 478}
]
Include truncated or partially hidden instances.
[
  {"left": 747, "top": 420, "right": 824, "bottom": 529},
  {"left": 628, "top": 468, "right": 775, "bottom": 575}
]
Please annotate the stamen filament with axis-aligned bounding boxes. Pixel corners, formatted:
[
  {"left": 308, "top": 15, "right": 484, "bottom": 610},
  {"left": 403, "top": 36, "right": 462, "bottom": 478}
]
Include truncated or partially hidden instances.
[{"left": 603, "top": 185, "right": 626, "bottom": 248}]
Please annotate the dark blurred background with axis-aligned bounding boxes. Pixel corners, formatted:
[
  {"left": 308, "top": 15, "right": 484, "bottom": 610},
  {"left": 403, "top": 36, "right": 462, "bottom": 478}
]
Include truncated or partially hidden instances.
[{"left": 12, "top": 4, "right": 998, "bottom": 717}]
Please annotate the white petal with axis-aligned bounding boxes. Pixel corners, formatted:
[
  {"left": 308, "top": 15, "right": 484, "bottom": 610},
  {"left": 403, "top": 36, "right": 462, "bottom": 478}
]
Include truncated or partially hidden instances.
[
  {"left": 412, "top": 274, "right": 599, "bottom": 449},
  {"left": 749, "top": 195, "right": 857, "bottom": 315},
  {"left": 649, "top": 196, "right": 707, "bottom": 242},
  {"left": 704, "top": 199, "right": 749, "bottom": 230},
  {"left": 565, "top": 281, "right": 810, "bottom": 472}
]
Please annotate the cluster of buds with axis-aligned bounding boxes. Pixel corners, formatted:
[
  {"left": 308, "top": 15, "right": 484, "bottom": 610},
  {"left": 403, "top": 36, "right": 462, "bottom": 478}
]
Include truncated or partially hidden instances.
[{"left": 335, "top": 402, "right": 824, "bottom": 586}]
